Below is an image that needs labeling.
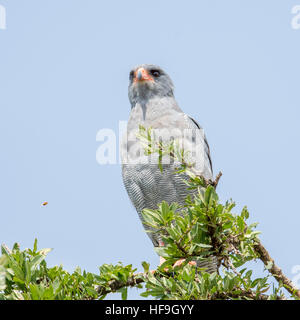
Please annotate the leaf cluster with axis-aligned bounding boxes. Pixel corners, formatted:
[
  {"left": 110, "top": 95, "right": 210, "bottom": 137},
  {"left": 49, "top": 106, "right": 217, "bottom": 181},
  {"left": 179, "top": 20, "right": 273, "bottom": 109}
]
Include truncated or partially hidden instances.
[{"left": 0, "top": 240, "right": 136, "bottom": 300}]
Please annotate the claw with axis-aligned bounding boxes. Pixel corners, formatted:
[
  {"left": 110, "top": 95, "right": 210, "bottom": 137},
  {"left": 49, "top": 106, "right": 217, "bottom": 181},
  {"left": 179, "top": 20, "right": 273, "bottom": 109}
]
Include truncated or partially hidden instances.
[{"left": 173, "top": 259, "right": 196, "bottom": 267}]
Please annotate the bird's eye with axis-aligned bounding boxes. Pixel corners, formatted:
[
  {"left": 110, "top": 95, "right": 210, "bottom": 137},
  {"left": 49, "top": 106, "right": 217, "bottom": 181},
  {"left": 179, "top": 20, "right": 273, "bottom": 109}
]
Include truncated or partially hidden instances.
[
  {"left": 129, "top": 71, "right": 134, "bottom": 80},
  {"left": 150, "top": 69, "right": 160, "bottom": 77}
]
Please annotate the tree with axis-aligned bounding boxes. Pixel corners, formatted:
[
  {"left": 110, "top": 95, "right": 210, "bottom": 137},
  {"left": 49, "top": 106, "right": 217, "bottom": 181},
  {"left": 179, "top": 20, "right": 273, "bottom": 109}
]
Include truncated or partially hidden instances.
[{"left": 0, "top": 126, "right": 299, "bottom": 300}]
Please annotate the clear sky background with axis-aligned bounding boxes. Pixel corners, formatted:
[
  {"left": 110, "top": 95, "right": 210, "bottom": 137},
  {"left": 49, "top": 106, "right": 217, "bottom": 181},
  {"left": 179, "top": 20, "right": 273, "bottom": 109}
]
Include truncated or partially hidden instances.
[{"left": 0, "top": 1, "right": 299, "bottom": 299}]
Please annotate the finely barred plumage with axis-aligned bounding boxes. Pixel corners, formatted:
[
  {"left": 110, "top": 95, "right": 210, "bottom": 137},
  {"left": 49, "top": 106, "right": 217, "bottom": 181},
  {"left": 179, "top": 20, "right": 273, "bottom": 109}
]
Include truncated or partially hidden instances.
[{"left": 121, "top": 64, "right": 217, "bottom": 272}]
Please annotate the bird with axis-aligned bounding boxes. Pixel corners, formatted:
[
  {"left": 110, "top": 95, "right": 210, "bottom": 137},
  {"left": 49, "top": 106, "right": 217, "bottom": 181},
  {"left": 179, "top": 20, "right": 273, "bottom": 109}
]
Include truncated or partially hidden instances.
[{"left": 121, "top": 64, "right": 217, "bottom": 272}]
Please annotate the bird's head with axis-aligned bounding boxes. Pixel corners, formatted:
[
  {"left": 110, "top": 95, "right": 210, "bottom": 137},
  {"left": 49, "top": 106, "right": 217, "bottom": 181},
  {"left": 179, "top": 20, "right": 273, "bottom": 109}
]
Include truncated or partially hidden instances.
[{"left": 128, "top": 64, "right": 174, "bottom": 107}]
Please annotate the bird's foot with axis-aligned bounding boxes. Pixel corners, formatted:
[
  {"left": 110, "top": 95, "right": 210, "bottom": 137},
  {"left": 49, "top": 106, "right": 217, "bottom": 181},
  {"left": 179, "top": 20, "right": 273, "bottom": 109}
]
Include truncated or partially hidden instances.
[
  {"left": 150, "top": 258, "right": 197, "bottom": 275},
  {"left": 159, "top": 256, "right": 166, "bottom": 266},
  {"left": 173, "top": 258, "right": 196, "bottom": 267}
]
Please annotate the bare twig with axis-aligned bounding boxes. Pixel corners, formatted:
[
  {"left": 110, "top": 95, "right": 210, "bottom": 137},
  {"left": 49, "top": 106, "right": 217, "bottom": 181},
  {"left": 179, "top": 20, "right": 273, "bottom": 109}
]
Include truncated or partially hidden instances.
[
  {"left": 211, "top": 171, "right": 222, "bottom": 188},
  {"left": 193, "top": 171, "right": 223, "bottom": 189}
]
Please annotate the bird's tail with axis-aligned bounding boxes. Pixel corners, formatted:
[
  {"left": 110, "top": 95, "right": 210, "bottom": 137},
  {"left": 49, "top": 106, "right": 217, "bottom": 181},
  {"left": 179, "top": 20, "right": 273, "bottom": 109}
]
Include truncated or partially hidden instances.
[{"left": 196, "top": 256, "right": 218, "bottom": 274}]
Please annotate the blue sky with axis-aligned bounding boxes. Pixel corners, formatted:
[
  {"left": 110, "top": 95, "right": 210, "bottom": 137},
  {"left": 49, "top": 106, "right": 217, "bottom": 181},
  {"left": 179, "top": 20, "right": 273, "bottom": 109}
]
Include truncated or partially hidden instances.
[{"left": 0, "top": 1, "right": 300, "bottom": 299}]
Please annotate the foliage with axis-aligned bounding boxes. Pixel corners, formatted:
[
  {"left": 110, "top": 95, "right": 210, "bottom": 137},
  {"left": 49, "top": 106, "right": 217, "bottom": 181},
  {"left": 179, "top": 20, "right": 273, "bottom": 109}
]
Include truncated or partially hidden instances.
[
  {"left": 138, "top": 189, "right": 284, "bottom": 300},
  {"left": 0, "top": 187, "right": 288, "bottom": 300},
  {"left": 0, "top": 239, "right": 143, "bottom": 300},
  {"left": 0, "top": 125, "right": 298, "bottom": 300}
]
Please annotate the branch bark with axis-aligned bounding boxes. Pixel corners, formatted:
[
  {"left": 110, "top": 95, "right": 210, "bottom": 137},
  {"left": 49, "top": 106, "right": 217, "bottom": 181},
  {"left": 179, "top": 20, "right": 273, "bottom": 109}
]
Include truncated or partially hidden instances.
[
  {"left": 213, "top": 289, "right": 285, "bottom": 300},
  {"left": 254, "top": 240, "right": 300, "bottom": 298},
  {"left": 96, "top": 274, "right": 144, "bottom": 296}
]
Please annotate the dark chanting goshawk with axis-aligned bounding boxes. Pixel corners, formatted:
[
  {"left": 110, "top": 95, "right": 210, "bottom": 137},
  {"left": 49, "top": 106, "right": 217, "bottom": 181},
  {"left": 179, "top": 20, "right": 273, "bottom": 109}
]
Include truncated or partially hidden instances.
[{"left": 121, "top": 64, "right": 217, "bottom": 272}]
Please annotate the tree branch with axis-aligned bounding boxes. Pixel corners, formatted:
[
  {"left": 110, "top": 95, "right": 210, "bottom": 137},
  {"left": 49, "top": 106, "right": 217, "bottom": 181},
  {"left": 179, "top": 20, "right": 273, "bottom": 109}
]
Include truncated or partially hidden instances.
[
  {"left": 212, "top": 289, "right": 285, "bottom": 300},
  {"left": 96, "top": 271, "right": 285, "bottom": 300},
  {"left": 254, "top": 240, "right": 300, "bottom": 298},
  {"left": 96, "top": 274, "right": 144, "bottom": 296},
  {"left": 201, "top": 171, "right": 223, "bottom": 189}
]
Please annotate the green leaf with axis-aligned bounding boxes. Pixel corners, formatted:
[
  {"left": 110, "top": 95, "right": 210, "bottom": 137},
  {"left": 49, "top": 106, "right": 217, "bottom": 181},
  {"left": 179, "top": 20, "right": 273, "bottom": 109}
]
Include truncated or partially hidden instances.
[
  {"left": 30, "top": 254, "right": 47, "bottom": 271},
  {"left": 120, "top": 287, "right": 128, "bottom": 300},
  {"left": 29, "top": 284, "right": 41, "bottom": 300},
  {"left": 154, "top": 247, "right": 169, "bottom": 258},
  {"left": 0, "top": 267, "right": 6, "bottom": 291},
  {"left": 204, "top": 186, "right": 218, "bottom": 207},
  {"left": 85, "top": 287, "right": 98, "bottom": 297},
  {"left": 33, "top": 239, "right": 38, "bottom": 253},
  {"left": 25, "top": 261, "right": 31, "bottom": 284},
  {"left": 1, "top": 244, "right": 12, "bottom": 255},
  {"left": 160, "top": 201, "right": 169, "bottom": 221},
  {"left": 12, "top": 243, "right": 20, "bottom": 252},
  {"left": 194, "top": 243, "right": 212, "bottom": 249},
  {"left": 265, "top": 261, "right": 273, "bottom": 270},
  {"left": 142, "top": 261, "right": 150, "bottom": 273}
]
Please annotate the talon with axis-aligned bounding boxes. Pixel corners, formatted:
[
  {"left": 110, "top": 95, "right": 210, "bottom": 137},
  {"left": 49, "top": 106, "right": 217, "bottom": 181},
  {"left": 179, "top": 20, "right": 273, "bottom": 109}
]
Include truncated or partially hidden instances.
[
  {"left": 173, "top": 258, "right": 185, "bottom": 267},
  {"left": 173, "top": 259, "right": 196, "bottom": 267},
  {"left": 159, "top": 256, "right": 166, "bottom": 266}
]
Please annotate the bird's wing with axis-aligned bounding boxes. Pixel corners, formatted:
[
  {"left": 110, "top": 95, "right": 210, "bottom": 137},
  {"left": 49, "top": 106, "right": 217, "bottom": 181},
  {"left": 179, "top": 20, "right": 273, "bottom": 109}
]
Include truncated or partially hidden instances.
[{"left": 186, "top": 116, "right": 213, "bottom": 176}]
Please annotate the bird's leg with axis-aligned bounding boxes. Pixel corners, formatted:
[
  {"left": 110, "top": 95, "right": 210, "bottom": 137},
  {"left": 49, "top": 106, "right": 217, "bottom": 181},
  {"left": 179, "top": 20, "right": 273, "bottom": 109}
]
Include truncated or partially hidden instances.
[{"left": 159, "top": 256, "right": 166, "bottom": 266}]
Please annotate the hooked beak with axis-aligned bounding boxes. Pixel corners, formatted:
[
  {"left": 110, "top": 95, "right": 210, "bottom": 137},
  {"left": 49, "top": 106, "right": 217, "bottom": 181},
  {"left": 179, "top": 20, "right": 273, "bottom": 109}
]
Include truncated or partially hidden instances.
[{"left": 134, "top": 68, "right": 154, "bottom": 83}]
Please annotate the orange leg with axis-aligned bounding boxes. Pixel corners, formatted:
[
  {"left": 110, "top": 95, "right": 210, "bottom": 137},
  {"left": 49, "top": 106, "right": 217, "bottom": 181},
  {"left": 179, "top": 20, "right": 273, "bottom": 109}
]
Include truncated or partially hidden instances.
[{"left": 173, "top": 258, "right": 196, "bottom": 267}]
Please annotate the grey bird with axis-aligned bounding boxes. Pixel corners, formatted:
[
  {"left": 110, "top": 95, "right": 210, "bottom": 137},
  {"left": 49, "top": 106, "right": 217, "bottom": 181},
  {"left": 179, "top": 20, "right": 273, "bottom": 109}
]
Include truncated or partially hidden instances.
[{"left": 121, "top": 64, "right": 217, "bottom": 272}]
